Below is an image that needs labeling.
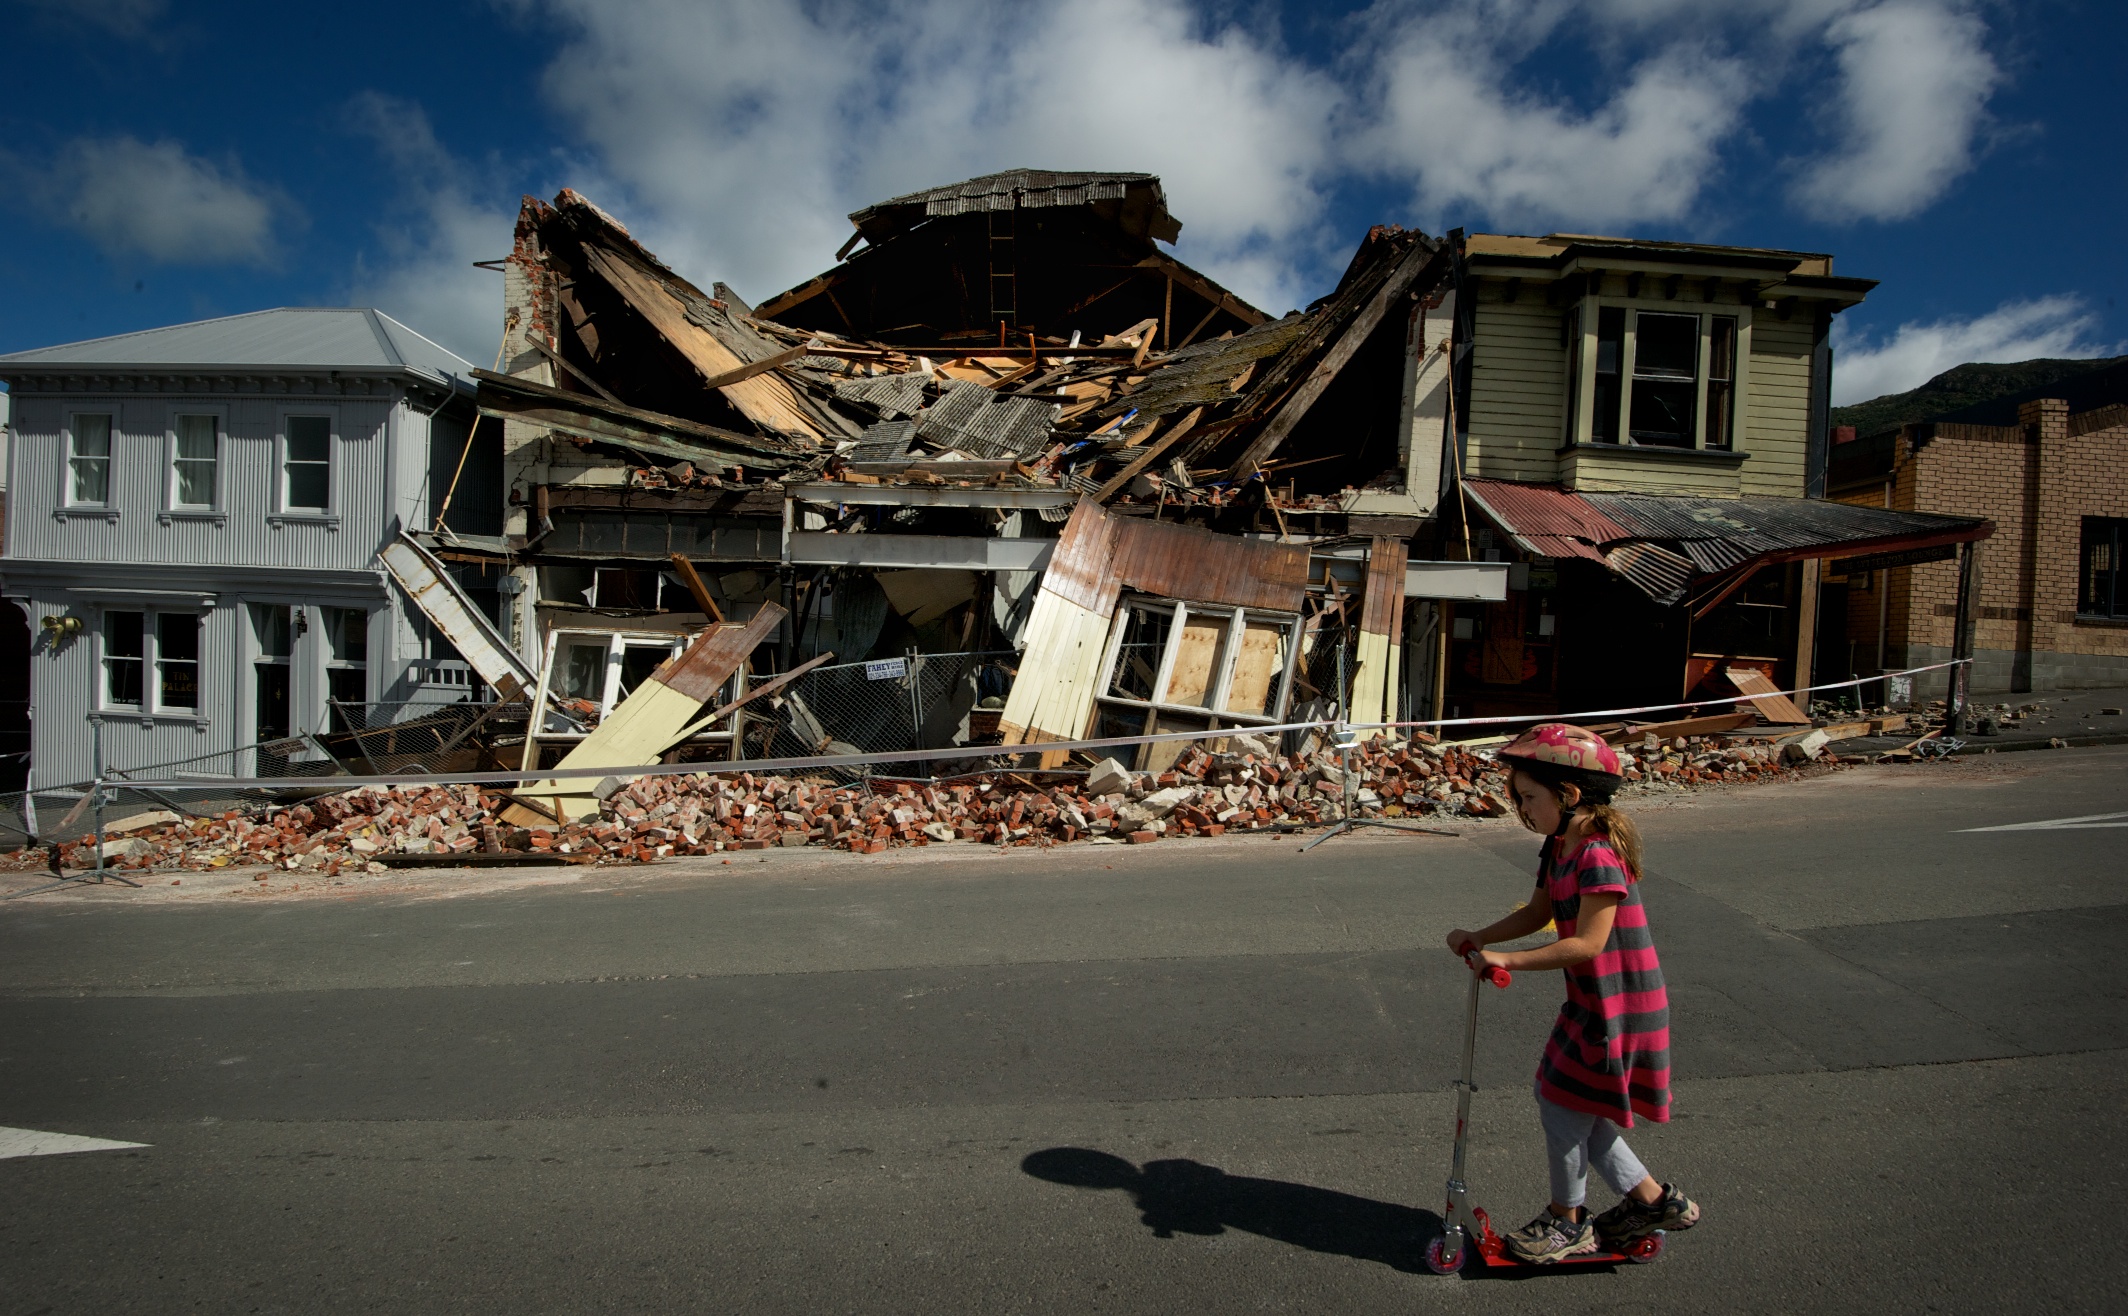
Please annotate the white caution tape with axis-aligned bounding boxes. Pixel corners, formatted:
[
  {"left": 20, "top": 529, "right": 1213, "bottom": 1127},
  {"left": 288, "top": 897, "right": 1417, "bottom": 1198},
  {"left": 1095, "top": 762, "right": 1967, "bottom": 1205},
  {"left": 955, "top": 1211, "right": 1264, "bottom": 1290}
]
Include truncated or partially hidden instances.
[{"left": 77, "top": 659, "right": 1970, "bottom": 795}]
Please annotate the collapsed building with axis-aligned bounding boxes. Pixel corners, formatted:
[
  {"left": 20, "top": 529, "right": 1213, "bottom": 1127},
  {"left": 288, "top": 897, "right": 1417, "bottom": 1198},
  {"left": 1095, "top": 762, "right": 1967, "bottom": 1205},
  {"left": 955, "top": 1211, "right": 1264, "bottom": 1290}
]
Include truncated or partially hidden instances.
[{"left": 399, "top": 172, "right": 1995, "bottom": 787}]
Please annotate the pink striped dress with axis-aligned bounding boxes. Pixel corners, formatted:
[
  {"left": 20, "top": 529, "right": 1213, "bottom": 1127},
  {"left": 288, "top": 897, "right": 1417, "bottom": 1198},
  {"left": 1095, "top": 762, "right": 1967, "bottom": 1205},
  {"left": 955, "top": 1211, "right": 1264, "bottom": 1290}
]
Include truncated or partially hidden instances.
[{"left": 1533, "top": 834, "right": 1672, "bottom": 1127}]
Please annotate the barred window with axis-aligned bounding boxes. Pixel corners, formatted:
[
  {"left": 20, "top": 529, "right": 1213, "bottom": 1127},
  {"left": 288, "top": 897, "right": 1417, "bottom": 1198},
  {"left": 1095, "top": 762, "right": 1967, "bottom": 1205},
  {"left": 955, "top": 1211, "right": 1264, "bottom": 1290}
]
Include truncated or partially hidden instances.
[{"left": 2082, "top": 518, "right": 2126, "bottom": 619}]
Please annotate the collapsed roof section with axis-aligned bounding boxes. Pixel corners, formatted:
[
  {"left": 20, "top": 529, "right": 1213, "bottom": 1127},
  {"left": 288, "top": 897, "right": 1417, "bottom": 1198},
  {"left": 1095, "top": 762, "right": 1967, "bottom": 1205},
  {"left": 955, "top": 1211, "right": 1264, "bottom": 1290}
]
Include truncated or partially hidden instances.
[{"left": 755, "top": 169, "right": 1265, "bottom": 348}]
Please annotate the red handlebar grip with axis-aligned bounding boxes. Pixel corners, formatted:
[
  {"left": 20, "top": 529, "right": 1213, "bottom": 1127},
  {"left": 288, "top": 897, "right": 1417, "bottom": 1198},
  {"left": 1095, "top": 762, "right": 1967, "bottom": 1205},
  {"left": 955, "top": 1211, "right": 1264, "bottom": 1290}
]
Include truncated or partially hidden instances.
[{"left": 1484, "top": 966, "right": 1512, "bottom": 989}]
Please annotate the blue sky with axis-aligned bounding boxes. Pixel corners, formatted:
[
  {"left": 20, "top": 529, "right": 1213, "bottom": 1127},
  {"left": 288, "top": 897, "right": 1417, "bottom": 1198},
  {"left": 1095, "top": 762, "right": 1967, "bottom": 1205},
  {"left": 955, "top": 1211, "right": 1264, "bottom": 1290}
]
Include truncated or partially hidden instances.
[{"left": 1, "top": 0, "right": 2121, "bottom": 405}]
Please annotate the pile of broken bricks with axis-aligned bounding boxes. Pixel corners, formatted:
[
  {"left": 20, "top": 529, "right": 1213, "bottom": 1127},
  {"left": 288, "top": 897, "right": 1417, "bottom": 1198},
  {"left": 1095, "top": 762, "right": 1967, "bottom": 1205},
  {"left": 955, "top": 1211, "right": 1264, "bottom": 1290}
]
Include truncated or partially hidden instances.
[{"left": 4, "top": 731, "right": 1844, "bottom": 877}]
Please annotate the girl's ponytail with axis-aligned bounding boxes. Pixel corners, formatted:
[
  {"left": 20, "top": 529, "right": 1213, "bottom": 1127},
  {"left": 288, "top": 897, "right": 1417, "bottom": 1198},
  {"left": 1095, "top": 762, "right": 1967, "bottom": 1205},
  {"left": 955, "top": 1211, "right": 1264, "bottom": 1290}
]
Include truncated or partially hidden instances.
[{"left": 1582, "top": 802, "right": 1644, "bottom": 881}]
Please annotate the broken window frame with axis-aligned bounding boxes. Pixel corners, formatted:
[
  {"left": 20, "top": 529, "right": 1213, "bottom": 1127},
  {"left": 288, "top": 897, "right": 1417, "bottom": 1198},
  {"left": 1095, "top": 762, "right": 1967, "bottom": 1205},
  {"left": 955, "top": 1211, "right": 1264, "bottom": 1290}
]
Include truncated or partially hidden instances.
[
  {"left": 534, "top": 628, "right": 746, "bottom": 726},
  {"left": 1568, "top": 297, "right": 1752, "bottom": 453},
  {"left": 1092, "top": 596, "right": 1302, "bottom": 732}
]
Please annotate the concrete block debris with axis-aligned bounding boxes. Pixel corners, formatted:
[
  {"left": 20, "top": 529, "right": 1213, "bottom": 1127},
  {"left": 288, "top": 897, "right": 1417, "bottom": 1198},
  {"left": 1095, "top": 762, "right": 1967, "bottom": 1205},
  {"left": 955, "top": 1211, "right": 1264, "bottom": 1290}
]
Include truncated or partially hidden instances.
[{"left": 3, "top": 727, "right": 1841, "bottom": 878}]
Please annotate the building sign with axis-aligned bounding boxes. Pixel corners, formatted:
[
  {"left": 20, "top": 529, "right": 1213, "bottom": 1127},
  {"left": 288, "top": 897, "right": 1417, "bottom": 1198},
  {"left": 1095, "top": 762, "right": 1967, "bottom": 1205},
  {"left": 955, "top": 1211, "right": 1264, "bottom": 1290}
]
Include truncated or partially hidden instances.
[{"left": 864, "top": 658, "right": 907, "bottom": 681}]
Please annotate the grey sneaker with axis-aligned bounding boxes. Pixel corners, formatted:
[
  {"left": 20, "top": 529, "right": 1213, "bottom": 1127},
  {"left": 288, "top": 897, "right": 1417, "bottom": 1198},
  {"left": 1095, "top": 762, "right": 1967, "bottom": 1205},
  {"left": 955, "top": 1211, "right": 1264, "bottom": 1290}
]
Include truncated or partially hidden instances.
[
  {"left": 1593, "top": 1183, "right": 1701, "bottom": 1246},
  {"left": 1504, "top": 1209, "right": 1598, "bottom": 1263}
]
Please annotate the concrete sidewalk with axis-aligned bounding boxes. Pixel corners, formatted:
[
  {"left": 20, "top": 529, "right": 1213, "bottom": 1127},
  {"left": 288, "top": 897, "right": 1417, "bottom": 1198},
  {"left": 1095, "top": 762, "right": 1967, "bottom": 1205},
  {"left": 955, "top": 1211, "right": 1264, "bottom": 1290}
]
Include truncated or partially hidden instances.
[{"left": 1820, "top": 682, "right": 2128, "bottom": 756}]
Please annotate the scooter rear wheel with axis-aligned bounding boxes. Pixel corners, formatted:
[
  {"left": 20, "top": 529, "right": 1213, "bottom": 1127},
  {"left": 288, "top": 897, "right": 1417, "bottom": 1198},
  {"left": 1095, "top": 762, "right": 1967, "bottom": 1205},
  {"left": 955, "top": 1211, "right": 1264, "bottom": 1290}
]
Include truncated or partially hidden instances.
[
  {"left": 1424, "top": 1236, "right": 1465, "bottom": 1275},
  {"left": 1622, "top": 1230, "right": 1666, "bottom": 1263}
]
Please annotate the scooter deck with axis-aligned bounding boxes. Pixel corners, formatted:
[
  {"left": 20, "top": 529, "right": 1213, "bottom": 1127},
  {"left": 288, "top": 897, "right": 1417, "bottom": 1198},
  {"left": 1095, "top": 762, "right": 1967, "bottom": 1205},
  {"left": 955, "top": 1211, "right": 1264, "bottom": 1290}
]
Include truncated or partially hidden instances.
[{"left": 1439, "top": 1206, "right": 1665, "bottom": 1272}]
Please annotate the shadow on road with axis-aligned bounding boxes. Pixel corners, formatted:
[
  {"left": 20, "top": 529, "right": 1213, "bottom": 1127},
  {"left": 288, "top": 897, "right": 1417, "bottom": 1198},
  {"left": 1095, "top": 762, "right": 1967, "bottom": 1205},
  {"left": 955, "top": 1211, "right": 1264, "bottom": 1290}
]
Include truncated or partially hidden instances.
[{"left": 1021, "top": 1147, "right": 1441, "bottom": 1273}]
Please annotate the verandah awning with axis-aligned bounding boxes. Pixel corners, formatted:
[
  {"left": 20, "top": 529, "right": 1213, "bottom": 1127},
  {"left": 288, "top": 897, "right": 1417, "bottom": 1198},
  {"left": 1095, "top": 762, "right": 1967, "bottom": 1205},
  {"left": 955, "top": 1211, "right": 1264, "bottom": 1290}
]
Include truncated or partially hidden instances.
[{"left": 1460, "top": 478, "right": 1993, "bottom": 612}]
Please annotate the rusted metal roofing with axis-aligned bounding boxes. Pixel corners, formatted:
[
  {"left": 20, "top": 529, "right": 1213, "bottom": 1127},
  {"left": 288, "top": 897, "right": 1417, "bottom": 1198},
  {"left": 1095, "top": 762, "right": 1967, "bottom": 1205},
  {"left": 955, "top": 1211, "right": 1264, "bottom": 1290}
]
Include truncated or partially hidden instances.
[
  {"left": 1460, "top": 479, "right": 1631, "bottom": 563},
  {"left": 1582, "top": 491, "right": 1987, "bottom": 561},
  {"left": 1462, "top": 479, "right": 1991, "bottom": 605},
  {"left": 851, "top": 170, "right": 1167, "bottom": 231}
]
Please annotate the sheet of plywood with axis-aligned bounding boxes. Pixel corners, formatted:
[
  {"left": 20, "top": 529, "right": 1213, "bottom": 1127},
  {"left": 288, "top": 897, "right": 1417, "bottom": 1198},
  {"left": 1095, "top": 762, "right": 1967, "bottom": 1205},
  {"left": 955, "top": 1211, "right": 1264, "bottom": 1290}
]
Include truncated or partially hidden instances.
[
  {"left": 1725, "top": 666, "right": 1810, "bottom": 725},
  {"left": 1164, "top": 615, "right": 1226, "bottom": 708},
  {"left": 1224, "top": 620, "right": 1285, "bottom": 717}
]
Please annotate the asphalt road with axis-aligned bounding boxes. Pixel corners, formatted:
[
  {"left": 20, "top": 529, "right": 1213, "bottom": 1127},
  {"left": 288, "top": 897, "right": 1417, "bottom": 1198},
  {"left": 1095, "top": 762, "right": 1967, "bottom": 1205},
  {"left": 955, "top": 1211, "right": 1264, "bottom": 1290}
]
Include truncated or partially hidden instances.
[{"left": 3, "top": 748, "right": 2124, "bottom": 1314}]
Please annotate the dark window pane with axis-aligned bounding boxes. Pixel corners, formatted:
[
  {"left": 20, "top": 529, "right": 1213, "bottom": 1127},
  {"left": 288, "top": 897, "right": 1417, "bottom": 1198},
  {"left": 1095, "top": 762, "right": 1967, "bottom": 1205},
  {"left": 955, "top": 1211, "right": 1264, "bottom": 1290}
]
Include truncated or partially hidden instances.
[
  {"left": 286, "top": 463, "right": 330, "bottom": 509},
  {"left": 1592, "top": 308, "right": 1626, "bottom": 443},
  {"left": 2084, "top": 518, "right": 2125, "bottom": 617},
  {"left": 1634, "top": 313, "right": 1699, "bottom": 378},
  {"left": 1709, "top": 316, "right": 1737, "bottom": 381},
  {"left": 251, "top": 604, "right": 292, "bottom": 657},
  {"left": 1706, "top": 381, "right": 1734, "bottom": 450},
  {"left": 286, "top": 416, "right": 330, "bottom": 461},
  {"left": 107, "top": 657, "right": 143, "bottom": 706},
  {"left": 559, "top": 642, "right": 608, "bottom": 701},
  {"left": 1562, "top": 308, "right": 1582, "bottom": 443},
  {"left": 328, "top": 667, "right": 367, "bottom": 704},
  {"left": 255, "top": 663, "right": 291, "bottom": 741},
  {"left": 157, "top": 613, "right": 199, "bottom": 661},
  {"left": 327, "top": 608, "right": 368, "bottom": 663},
  {"left": 1108, "top": 607, "right": 1171, "bottom": 701},
  {"left": 1629, "top": 379, "right": 1698, "bottom": 446},
  {"left": 107, "top": 610, "right": 144, "bottom": 658},
  {"left": 618, "top": 645, "right": 669, "bottom": 700},
  {"left": 160, "top": 657, "right": 199, "bottom": 709}
]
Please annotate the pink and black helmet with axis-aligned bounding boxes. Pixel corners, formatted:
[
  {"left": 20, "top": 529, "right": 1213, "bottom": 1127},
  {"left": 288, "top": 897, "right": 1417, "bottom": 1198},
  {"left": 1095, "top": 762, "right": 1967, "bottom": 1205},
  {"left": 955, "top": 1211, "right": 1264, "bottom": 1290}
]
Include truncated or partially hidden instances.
[{"left": 1495, "top": 723, "right": 1624, "bottom": 795}]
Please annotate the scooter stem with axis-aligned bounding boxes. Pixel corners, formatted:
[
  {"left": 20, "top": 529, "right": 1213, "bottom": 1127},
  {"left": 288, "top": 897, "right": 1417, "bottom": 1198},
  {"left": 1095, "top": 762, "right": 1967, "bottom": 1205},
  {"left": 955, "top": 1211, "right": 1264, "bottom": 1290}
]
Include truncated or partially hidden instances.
[{"left": 1437, "top": 961, "right": 1487, "bottom": 1266}]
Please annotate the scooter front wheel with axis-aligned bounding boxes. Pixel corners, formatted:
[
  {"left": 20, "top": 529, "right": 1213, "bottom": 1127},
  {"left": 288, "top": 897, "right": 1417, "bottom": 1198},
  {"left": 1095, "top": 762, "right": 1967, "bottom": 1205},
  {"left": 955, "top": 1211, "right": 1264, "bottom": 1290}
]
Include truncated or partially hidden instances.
[
  {"left": 1424, "top": 1236, "right": 1465, "bottom": 1275},
  {"left": 1623, "top": 1230, "right": 1666, "bottom": 1263}
]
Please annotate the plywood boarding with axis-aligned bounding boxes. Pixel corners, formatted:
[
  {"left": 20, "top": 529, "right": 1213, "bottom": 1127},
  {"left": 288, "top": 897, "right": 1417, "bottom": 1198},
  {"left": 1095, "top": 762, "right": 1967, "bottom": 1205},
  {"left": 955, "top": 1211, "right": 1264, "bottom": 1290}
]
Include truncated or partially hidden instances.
[
  {"left": 1725, "top": 665, "right": 1809, "bottom": 724},
  {"left": 997, "top": 594, "right": 1112, "bottom": 746},
  {"left": 1350, "top": 537, "right": 1408, "bottom": 733},
  {"left": 1164, "top": 616, "right": 1226, "bottom": 708},
  {"left": 1225, "top": 621, "right": 1285, "bottom": 716},
  {"left": 580, "top": 246, "right": 825, "bottom": 442}
]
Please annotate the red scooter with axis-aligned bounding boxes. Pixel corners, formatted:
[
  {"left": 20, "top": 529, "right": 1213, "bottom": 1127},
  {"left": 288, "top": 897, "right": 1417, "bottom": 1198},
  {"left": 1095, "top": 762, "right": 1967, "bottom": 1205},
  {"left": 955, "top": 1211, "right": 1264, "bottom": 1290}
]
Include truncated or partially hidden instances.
[{"left": 1424, "top": 953, "right": 1667, "bottom": 1274}]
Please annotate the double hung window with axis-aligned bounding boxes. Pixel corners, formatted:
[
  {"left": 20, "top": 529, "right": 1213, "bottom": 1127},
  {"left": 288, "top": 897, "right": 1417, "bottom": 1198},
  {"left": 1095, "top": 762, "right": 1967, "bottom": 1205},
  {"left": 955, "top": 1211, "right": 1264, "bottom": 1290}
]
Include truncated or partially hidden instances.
[
  {"left": 172, "top": 414, "right": 219, "bottom": 508},
  {"left": 1574, "top": 305, "right": 1743, "bottom": 451},
  {"left": 102, "top": 609, "right": 202, "bottom": 713},
  {"left": 251, "top": 604, "right": 294, "bottom": 741},
  {"left": 68, "top": 414, "right": 113, "bottom": 506},
  {"left": 2081, "top": 518, "right": 2127, "bottom": 619},
  {"left": 283, "top": 416, "right": 332, "bottom": 512},
  {"left": 323, "top": 607, "right": 370, "bottom": 731}
]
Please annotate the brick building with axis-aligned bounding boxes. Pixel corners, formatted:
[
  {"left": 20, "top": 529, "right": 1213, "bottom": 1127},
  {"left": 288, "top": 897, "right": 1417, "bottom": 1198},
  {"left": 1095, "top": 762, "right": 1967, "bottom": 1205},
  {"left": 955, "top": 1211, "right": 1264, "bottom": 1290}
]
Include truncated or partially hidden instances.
[{"left": 1826, "top": 394, "right": 2128, "bottom": 696}]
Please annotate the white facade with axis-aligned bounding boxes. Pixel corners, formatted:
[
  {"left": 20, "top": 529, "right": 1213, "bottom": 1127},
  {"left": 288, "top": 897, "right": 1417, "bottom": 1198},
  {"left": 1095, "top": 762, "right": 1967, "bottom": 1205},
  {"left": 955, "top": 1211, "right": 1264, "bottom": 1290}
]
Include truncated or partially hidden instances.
[{"left": 0, "top": 309, "right": 479, "bottom": 786}]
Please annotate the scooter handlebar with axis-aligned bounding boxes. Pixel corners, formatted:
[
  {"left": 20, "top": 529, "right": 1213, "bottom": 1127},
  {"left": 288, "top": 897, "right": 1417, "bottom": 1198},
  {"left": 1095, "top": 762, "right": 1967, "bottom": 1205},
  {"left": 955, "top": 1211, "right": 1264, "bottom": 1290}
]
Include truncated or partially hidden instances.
[{"left": 1463, "top": 952, "right": 1512, "bottom": 988}]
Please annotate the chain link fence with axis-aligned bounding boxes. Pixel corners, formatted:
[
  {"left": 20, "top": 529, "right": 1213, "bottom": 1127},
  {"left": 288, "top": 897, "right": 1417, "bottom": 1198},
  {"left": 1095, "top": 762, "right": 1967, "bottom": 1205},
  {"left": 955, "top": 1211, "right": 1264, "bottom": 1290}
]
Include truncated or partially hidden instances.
[{"left": 747, "top": 650, "right": 1017, "bottom": 780}]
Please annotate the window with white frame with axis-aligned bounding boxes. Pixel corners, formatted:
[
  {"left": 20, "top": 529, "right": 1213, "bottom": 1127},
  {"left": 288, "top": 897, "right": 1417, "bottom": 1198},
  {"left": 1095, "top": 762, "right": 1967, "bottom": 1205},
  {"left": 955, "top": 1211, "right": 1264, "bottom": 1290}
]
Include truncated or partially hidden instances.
[
  {"left": 322, "top": 607, "right": 369, "bottom": 731},
  {"left": 545, "top": 630, "right": 688, "bottom": 718},
  {"left": 283, "top": 415, "right": 332, "bottom": 512},
  {"left": 1569, "top": 304, "right": 1743, "bottom": 451},
  {"left": 251, "top": 604, "right": 294, "bottom": 741},
  {"left": 1093, "top": 596, "right": 1300, "bottom": 769},
  {"left": 102, "top": 609, "right": 202, "bottom": 713},
  {"left": 68, "top": 414, "right": 113, "bottom": 506},
  {"left": 172, "top": 414, "right": 219, "bottom": 508}
]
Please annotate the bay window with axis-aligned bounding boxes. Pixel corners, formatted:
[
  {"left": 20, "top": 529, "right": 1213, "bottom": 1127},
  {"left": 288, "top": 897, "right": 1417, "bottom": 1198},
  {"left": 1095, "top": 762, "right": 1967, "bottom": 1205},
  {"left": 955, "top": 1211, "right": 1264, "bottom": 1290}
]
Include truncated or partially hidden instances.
[{"left": 1570, "top": 302, "right": 1747, "bottom": 452}]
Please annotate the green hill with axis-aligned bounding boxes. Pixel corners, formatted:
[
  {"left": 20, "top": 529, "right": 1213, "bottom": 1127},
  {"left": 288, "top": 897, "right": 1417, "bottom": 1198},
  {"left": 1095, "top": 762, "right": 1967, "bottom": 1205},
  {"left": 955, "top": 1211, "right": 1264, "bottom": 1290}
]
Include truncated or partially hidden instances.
[{"left": 1831, "top": 356, "right": 2127, "bottom": 437}]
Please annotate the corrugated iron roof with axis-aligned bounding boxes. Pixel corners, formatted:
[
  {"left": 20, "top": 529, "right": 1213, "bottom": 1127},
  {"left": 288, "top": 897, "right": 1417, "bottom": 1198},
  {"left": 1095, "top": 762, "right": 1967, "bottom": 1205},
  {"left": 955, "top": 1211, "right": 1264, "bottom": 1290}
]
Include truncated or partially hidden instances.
[
  {"left": 0, "top": 307, "right": 473, "bottom": 386},
  {"left": 1460, "top": 479, "right": 1631, "bottom": 563},
  {"left": 914, "top": 379, "right": 1059, "bottom": 460},
  {"left": 1582, "top": 491, "right": 1985, "bottom": 557},
  {"left": 1463, "top": 479, "right": 1991, "bottom": 604},
  {"left": 834, "top": 372, "right": 931, "bottom": 419},
  {"left": 854, "top": 170, "right": 1155, "bottom": 222}
]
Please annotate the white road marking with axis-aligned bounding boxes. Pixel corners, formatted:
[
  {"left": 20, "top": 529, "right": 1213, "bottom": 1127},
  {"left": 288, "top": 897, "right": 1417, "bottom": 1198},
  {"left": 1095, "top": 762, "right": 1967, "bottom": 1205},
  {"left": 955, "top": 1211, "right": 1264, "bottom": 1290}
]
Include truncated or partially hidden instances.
[
  {"left": 1961, "top": 811, "right": 2128, "bottom": 833},
  {"left": 0, "top": 1126, "right": 150, "bottom": 1159}
]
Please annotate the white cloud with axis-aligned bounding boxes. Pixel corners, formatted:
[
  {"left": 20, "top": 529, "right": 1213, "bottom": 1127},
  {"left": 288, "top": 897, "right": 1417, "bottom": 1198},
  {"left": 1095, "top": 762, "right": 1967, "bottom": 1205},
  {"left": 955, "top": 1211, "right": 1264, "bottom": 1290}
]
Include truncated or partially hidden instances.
[
  {"left": 342, "top": 92, "right": 518, "bottom": 365},
  {"left": 1831, "top": 297, "right": 2120, "bottom": 406},
  {"left": 1793, "top": 1, "right": 1999, "bottom": 221},
  {"left": 1358, "top": 10, "right": 1748, "bottom": 230},
  {"left": 45, "top": 135, "right": 285, "bottom": 266},
  {"left": 525, "top": 0, "right": 1341, "bottom": 313}
]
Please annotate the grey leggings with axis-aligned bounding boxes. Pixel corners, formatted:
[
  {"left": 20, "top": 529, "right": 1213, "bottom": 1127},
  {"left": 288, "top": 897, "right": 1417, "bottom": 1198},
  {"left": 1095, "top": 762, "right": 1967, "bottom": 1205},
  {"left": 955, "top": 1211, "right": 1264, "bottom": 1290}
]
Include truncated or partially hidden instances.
[{"left": 1537, "top": 1090, "right": 1649, "bottom": 1209}]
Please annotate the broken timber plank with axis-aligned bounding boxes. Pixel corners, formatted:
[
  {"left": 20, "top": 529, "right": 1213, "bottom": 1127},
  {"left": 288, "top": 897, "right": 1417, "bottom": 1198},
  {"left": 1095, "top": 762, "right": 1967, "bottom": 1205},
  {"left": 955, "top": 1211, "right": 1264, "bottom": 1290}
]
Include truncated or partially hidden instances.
[
  {"left": 379, "top": 532, "right": 544, "bottom": 703},
  {"left": 1723, "top": 666, "right": 1811, "bottom": 725},
  {"left": 1222, "top": 242, "right": 1441, "bottom": 479},
  {"left": 1091, "top": 407, "right": 1202, "bottom": 503},
  {"left": 500, "top": 602, "right": 786, "bottom": 825},
  {"left": 668, "top": 554, "right": 726, "bottom": 623},
  {"left": 1604, "top": 712, "right": 1757, "bottom": 744}
]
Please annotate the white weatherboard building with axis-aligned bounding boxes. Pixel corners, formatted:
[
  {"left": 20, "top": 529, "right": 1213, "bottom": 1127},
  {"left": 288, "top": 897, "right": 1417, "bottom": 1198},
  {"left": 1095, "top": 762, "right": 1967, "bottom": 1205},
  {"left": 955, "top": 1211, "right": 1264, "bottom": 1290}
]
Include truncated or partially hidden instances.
[{"left": 0, "top": 308, "right": 494, "bottom": 788}]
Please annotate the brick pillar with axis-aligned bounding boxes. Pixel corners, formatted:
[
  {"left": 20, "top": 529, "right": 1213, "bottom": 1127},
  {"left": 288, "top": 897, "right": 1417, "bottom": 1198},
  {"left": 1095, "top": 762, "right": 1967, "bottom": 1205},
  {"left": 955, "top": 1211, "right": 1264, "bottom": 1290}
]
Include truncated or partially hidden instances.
[{"left": 2018, "top": 397, "right": 2068, "bottom": 442}]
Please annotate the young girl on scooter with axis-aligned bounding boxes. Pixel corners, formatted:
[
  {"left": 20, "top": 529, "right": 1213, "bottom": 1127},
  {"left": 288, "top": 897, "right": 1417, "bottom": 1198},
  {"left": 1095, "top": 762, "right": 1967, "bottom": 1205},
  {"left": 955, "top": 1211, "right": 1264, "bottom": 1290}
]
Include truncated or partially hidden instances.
[{"left": 1444, "top": 722, "right": 1701, "bottom": 1264}]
